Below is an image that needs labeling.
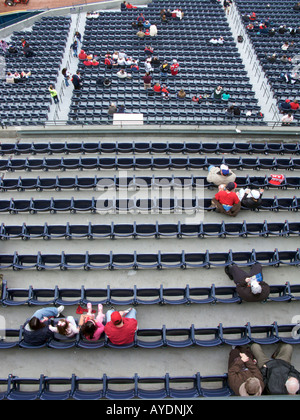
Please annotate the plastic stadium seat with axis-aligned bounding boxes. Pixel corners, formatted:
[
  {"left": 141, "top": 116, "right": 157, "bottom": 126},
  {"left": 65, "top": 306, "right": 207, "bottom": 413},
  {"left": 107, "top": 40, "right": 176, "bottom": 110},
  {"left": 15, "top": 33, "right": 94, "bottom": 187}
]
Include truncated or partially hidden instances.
[
  {"left": 71, "top": 375, "right": 106, "bottom": 400},
  {"left": 39, "top": 376, "right": 74, "bottom": 400},
  {"left": 248, "top": 322, "right": 279, "bottom": 345},
  {"left": 7, "top": 376, "right": 43, "bottom": 400},
  {"left": 136, "top": 375, "right": 169, "bottom": 399},
  {"left": 168, "top": 373, "right": 201, "bottom": 398},
  {"left": 199, "top": 375, "right": 233, "bottom": 398},
  {"left": 104, "top": 375, "right": 137, "bottom": 399},
  {"left": 135, "top": 328, "right": 166, "bottom": 349}
]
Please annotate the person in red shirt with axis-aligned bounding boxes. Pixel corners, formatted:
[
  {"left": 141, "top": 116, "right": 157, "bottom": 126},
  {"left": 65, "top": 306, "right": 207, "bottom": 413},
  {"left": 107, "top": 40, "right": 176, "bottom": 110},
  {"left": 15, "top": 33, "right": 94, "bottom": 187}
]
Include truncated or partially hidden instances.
[
  {"left": 153, "top": 82, "right": 161, "bottom": 93},
  {"left": 78, "top": 50, "right": 87, "bottom": 60},
  {"left": 290, "top": 100, "right": 299, "bottom": 110},
  {"left": 170, "top": 59, "right": 179, "bottom": 75},
  {"left": 104, "top": 309, "right": 138, "bottom": 346},
  {"left": 211, "top": 182, "right": 241, "bottom": 217}
]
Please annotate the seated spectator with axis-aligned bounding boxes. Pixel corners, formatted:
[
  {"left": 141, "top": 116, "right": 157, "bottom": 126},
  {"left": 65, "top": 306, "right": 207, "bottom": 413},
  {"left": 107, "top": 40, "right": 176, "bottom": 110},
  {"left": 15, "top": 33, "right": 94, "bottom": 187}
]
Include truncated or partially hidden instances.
[
  {"left": 136, "top": 29, "right": 145, "bottom": 38},
  {"left": 290, "top": 99, "right": 300, "bottom": 111},
  {"left": 137, "top": 12, "right": 145, "bottom": 23},
  {"left": 153, "top": 81, "right": 161, "bottom": 93},
  {"left": 222, "top": 91, "right": 230, "bottom": 101},
  {"left": 250, "top": 343, "right": 300, "bottom": 395},
  {"left": 150, "top": 24, "right": 158, "bottom": 37},
  {"left": 144, "top": 45, "right": 154, "bottom": 55},
  {"left": 293, "top": 1, "right": 300, "bottom": 10},
  {"left": 112, "top": 51, "right": 119, "bottom": 61},
  {"left": 104, "top": 308, "right": 138, "bottom": 346},
  {"left": 207, "top": 163, "right": 236, "bottom": 186},
  {"left": 92, "top": 58, "right": 99, "bottom": 66},
  {"left": 145, "top": 57, "right": 154, "bottom": 73},
  {"left": 280, "top": 55, "right": 291, "bottom": 63},
  {"left": 278, "top": 25, "right": 287, "bottom": 34},
  {"left": 160, "top": 60, "right": 170, "bottom": 77},
  {"left": 210, "top": 182, "right": 241, "bottom": 217},
  {"left": 23, "top": 44, "right": 34, "bottom": 58},
  {"left": 249, "top": 12, "right": 256, "bottom": 21},
  {"left": 79, "top": 303, "right": 105, "bottom": 341},
  {"left": 267, "top": 53, "right": 277, "bottom": 63},
  {"left": 121, "top": 1, "right": 127, "bottom": 10},
  {"left": 226, "top": 104, "right": 241, "bottom": 116},
  {"left": 162, "top": 85, "right": 170, "bottom": 100},
  {"left": 212, "top": 85, "right": 224, "bottom": 100},
  {"left": 23, "top": 306, "right": 64, "bottom": 346},
  {"left": 104, "top": 55, "right": 117, "bottom": 69},
  {"left": 126, "top": 2, "right": 137, "bottom": 9},
  {"left": 281, "top": 42, "right": 289, "bottom": 51},
  {"left": 279, "top": 99, "right": 292, "bottom": 113},
  {"left": 49, "top": 316, "right": 79, "bottom": 338},
  {"left": 143, "top": 20, "right": 151, "bottom": 30},
  {"left": 151, "top": 56, "right": 161, "bottom": 67},
  {"left": 78, "top": 49, "right": 87, "bottom": 60},
  {"left": 177, "top": 88, "right": 186, "bottom": 99},
  {"left": 6, "top": 72, "right": 15, "bottom": 83},
  {"left": 108, "top": 102, "right": 117, "bottom": 115},
  {"left": 225, "top": 263, "right": 270, "bottom": 302},
  {"left": 117, "top": 104, "right": 126, "bottom": 113},
  {"left": 117, "top": 69, "right": 131, "bottom": 79},
  {"left": 238, "top": 188, "right": 264, "bottom": 210},
  {"left": 0, "top": 40, "right": 8, "bottom": 53},
  {"left": 228, "top": 347, "right": 264, "bottom": 396},
  {"left": 282, "top": 113, "right": 294, "bottom": 125},
  {"left": 170, "top": 59, "right": 179, "bottom": 75},
  {"left": 117, "top": 55, "right": 126, "bottom": 67},
  {"left": 268, "top": 28, "right": 276, "bottom": 36},
  {"left": 161, "top": 14, "right": 168, "bottom": 23}
]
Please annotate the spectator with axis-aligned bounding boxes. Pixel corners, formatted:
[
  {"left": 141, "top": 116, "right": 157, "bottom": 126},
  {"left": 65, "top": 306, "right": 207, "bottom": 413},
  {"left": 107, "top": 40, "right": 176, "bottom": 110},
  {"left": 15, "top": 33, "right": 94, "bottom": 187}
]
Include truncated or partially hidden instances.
[
  {"left": 153, "top": 81, "right": 161, "bottom": 93},
  {"left": 145, "top": 57, "right": 154, "bottom": 73},
  {"left": 282, "top": 113, "right": 294, "bottom": 125},
  {"left": 104, "top": 55, "right": 117, "bottom": 69},
  {"left": 161, "top": 84, "right": 170, "bottom": 99},
  {"left": 70, "top": 39, "right": 79, "bottom": 57},
  {"left": 225, "top": 263, "right": 270, "bottom": 302},
  {"left": 207, "top": 163, "right": 236, "bottom": 186},
  {"left": 104, "top": 308, "right": 138, "bottom": 346},
  {"left": 212, "top": 85, "right": 224, "bottom": 100},
  {"left": 108, "top": 102, "right": 117, "bottom": 115},
  {"left": 137, "top": 12, "right": 145, "bottom": 23},
  {"left": 79, "top": 303, "right": 105, "bottom": 341},
  {"left": 250, "top": 343, "right": 300, "bottom": 395},
  {"left": 226, "top": 104, "right": 241, "bottom": 116},
  {"left": 137, "top": 29, "right": 145, "bottom": 38},
  {"left": 49, "top": 85, "right": 59, "bottom": 104},
  {"left": 281, "top": 42, "right": 289, "bottom": 51},
  {"left": 78, "top": 49, "right": 87, "bottom": 60},
  {"left": 121, "top": 1, "right": 127, "bottom": 11},
  {"left": 143, "top": 72, "right": 152, "bottom": 89},
  {"left": 71, "top": 71, "right": 82, "bottom": 90},
  {"left": 62, "top": 68, "right": 71, "bottom": 86},
  {"left": 143, "top": 20, "right": 151, "bottom": 30},
  {"left": 227, "top": 347, "right": 264, "bottom": 396},
  {"left": 170, "top": 59, "right": 179, "bottom": 75},
  {"left": 151, "top": 56, "right": 161, "bottom": 68},
  {"left": 144, "top": 45, "right": 154, "bottom": 55},
  {"left": 49, "top": 316, "right": 79, "bottom": 338},
  {"left": 117, "top": 69, "right": 131, "bottom": 79},
  {"left": 0, "top": 40, "right": 8, "bottom": 53},
  {"left": 210, "top": 182, "right": 241, "bottom": 217},
  {"left": 177, "top": 88, "right": 186, "bottom": 99},
  {"left": 160, "top": 60, "right": 170, "bottom": 77},
  {"left": 293, "top": 1, "right": 300, "bottom": 10},
  {"left": 222, "top": 91, "right": 231, "bottom": 101},
  {"left": 150, "top": 24, "right": 158, "bottom": 37},
  {"left": 290, "top": 99, "right": 300, "bottom": 111},
  {"left": 23, "top": 306, "right": 64, "bottom": 346},
  {"left": 238, "top": 188, "right": 264, "bottom": 210},
  {"left": 279, "top": 99, "right": 292, "bottom": 113}
]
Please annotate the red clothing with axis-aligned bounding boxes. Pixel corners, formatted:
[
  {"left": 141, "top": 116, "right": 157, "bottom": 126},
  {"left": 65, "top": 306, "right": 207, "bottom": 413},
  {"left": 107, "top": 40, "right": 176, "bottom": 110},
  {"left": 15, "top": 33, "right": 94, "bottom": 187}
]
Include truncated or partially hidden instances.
[
  {"left": 104, "top": 318, "right": 137, "bottom": 345},
  {"left": 153, "top": 84, "right": 161, "bottom": 92},
  {"left": 170, "top": 63, "right": 179, "bottom": 75},
  {"left": 78, "top": 50, "right": 87, "bottom": 60},
  {"left": 214, "top": 190, "right": 240, "bottom": 206},
  {"left": 290, "top": 102, "right": 299, "bottom": 110},
  {"left": 83, "top": 60, "right": 92, "bottom": 66}
]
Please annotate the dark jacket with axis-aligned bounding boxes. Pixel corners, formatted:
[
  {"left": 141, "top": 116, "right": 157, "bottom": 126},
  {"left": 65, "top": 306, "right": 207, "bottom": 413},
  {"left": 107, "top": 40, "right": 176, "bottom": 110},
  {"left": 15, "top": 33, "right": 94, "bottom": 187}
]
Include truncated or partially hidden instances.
[
  {"left": 241, "top": 194, "right": 263, "bottom": 209},
  {"left": 236, "top": 280, "right": 270, "bottom": 302},
  {"left": 261, "top": 359, "right": 300, "bottom": 394},
  {"left": 23, "top": 321, "right": 54, "bottom": 346}
]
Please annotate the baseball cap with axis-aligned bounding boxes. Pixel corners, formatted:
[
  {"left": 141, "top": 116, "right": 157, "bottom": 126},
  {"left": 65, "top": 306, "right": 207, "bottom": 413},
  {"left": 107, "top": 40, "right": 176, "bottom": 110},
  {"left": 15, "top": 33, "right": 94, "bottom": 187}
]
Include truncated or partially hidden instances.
[
  {"left": 111, "top": 311, "right": 122, "bottom": 325},
  {"left": 220, "top": 164, "right": 229, "bottom": 175},
  {"left": 247, "top": 189, "right": 260, "bottom": 199},
  {"left": 226, "top": 182, "right": 237, "bottom": 191}
]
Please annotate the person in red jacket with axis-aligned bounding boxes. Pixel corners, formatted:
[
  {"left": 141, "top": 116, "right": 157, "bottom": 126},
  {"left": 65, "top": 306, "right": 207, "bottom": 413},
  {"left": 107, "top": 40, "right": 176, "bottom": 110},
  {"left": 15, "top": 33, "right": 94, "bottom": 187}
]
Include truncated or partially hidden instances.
[
  {"left": 211, "top": 182, "right": 241, "bottom": 217},
  {"left": 78, "top": 49, "right": 87, "bottom": 60},
  {"left": 290, "top": 100, "right": 300, "bottom": 110},
  {"left": 104, "top": 308, "right": 137, "bottom": 346}
]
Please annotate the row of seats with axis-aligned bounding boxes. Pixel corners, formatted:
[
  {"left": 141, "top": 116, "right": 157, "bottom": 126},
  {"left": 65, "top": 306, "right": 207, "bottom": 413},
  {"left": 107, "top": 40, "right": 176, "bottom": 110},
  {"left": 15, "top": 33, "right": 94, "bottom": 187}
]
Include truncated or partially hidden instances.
[
  {"left": 1, "top": 280, "right": 297, "bottom": 307},
  {"left": 1, "top": 248, "right": 299, "bottom": 271},
  {"left": 2, "top": 321, "right": 300, "bottom": 351},
  {"left": 1, "top": 156, "right": 300, "bottom": 171},
  {"left": 0, "top": 220, "right": 299, "bottom": 241},
  {"left": 0, "top": 372, "right": 233, "bottom": 400},
  {"left": 1, "top": 175, "right": 299, "bottom": 191},
  {"left": 0, "top": 196, "right": 299, "bottom": 214},
  {"left": 1, "top": 141, "right": 298, "bottom": 155}
]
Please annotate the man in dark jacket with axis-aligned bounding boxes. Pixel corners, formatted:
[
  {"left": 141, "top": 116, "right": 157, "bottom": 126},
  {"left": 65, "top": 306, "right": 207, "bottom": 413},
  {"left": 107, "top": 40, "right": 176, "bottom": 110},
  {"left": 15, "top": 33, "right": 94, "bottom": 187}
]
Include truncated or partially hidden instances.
[
  {"left": 225, "top": 263, "right": 270, "bottom": 302},
  {"left": 251, "top": 343, "right": 300, "bottom": 395},
  {"left": 239, "top": 188, "right": 264, "bottom": 210}
]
